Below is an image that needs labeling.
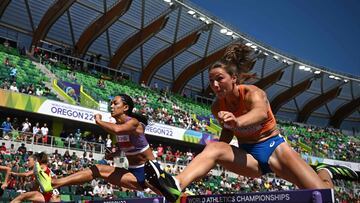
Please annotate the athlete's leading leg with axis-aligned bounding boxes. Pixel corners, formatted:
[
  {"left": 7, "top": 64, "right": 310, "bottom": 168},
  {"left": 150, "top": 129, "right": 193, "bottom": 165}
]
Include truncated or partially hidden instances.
[
  {"left": 176, "top": 141, "right": 261, "bottom": 190},
  {"left": 52, "top": 164, "right": 143, "bottom": 191},
  {"left": 145, "top": 142, "right": 261, "bottom": 202}
]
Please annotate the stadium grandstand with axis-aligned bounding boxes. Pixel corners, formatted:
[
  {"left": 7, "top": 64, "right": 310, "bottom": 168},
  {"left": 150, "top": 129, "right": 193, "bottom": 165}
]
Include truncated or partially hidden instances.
[{"left": 0, "top": 0, "right": 359, "bottom": 202}]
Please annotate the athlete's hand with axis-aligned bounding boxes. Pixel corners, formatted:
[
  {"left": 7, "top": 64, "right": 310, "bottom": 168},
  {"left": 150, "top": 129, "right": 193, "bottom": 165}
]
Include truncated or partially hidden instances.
[
  {"left": 218, "top": 111, "right": 239, "bottom": 129},
  {"left": 1, "top": 183, "right": 7, "bottom": 190},
  {"left": 94, "top": 114, "right": 102, "bottom": 124}
]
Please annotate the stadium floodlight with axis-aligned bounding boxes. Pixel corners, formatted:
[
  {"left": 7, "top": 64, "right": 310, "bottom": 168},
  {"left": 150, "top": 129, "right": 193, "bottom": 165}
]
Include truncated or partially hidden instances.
[
  {"left": 220, "top": 28, "right": 227, "bottom": 34},
  {"left": 187, "top": 10, "right": 196, "bottom": 15},
  {"left": 164, "top": 0, "right": 171, "bottom": 3},
  {"left": 245, "top": 42, "right": 252, "bottom": 47},
  {"left": 299, "top": 65, "right": 306, "bottom": 70},
  {"left": 286, "top": 61, "right": 294, "bottom": 65},
  {"left": 314, "top": 70, "right": 321, "bottom": 74},
  {"left": 273, "top": 55, "right": 280, "bottom": 60},
  {"left": 304, "top": 67, "right": 311, "bottom": 71},
  {"left": 344, "top": 79, "right": 349, "bottom": 83},
  {"left": 205, "top": 20, "right": 212, "bottom": 24},
  {"left": 199, "top": 16, "right": 206, "bottom": 21},
  {"left": 263, "top": 52, "right": 269, "bottom": 56},
  {"left": 282, "top": 59, "right": 287, "bottom": 63},
  {"left": 334, "top": 76, "right": 341, "bottom": 80},
  {"left": 226, "top": 31, "right": 233, "bottom": 36},
  {"left": 232, "top": 34, "right": 239, "bottom": 39},
  {"left": 329, "top": 75, "right": 335, "bottom": 79},
  {"left": 251, "top": 45, "right": 257, "bottom": 49}
]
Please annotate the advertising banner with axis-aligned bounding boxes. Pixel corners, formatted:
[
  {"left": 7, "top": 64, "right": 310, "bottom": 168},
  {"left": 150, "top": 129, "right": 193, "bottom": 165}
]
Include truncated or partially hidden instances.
[
  {"left": 182, "top": 189, "right": 334, "bottom": 203},
  {"left": 145, "top": 122, "right": 185, "bottom": 141},
  {"left": 57, "top": 80, "right": 81, "bottom": 102}
]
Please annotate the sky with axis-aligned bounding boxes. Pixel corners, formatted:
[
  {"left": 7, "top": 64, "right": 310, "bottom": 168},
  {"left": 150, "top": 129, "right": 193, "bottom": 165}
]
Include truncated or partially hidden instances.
[{"left": 189, "top": 0, "right": 360, "bottom": 76}]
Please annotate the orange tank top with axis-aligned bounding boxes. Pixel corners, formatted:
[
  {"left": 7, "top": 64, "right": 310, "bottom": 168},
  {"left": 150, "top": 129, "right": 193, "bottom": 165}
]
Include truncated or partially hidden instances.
[{"left": 218, "top": 85, "right": 277, "bottom": 139}]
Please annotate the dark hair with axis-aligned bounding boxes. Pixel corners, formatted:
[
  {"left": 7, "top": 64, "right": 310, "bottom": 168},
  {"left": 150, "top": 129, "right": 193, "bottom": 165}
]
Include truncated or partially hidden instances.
[
  {"left": 118, "top": 94, "right": 148, "bottom": 125},
  {"left": 32, "top": 152, "right": 48, "bottom": 164},
  {"left": 210, "top": 43, "right": 256, "bottom": 84}
]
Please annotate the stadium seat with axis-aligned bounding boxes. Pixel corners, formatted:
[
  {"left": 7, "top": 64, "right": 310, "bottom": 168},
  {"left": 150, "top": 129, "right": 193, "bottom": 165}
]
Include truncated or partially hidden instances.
[{"left": 60, "top": 194, "right": 71, "bottom": 201}]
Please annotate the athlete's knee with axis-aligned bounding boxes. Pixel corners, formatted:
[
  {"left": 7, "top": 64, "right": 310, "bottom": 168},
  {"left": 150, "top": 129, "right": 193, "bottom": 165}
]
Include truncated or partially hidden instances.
[{"left": 204, "top": 142, "right": 229, "bottom": 159}]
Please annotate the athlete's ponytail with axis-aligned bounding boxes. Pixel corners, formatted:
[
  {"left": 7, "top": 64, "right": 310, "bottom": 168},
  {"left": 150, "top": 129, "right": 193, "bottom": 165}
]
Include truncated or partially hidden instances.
[
  {"left": 118, "top": 93, "right": 148, "bottom": 125},
  {"left": 210, "top": 43, "right": 256, "bottom": 84}
]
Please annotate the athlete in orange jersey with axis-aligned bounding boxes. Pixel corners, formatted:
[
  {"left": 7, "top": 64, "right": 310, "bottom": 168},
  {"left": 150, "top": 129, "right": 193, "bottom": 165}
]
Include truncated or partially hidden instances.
[{"left": 144, "top": 44, "right": 358, "bottom": 202}]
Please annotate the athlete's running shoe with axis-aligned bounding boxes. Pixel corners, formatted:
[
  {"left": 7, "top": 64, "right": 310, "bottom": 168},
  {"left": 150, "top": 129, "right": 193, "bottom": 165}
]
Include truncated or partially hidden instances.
[
  {"left": 315, "top": 163, "right": 358, "bottom": 181},
  {"left": 144, "top": 160, "right": 181, "bottom": 202},
  {"left": 34, "top": 162, "right": 53, "bottom": 192}
]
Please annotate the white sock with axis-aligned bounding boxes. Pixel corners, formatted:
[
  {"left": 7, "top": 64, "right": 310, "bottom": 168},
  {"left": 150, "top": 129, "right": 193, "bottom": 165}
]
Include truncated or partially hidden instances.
[{"left": 173, "top": 177, "right": 182, "bottom": 191}]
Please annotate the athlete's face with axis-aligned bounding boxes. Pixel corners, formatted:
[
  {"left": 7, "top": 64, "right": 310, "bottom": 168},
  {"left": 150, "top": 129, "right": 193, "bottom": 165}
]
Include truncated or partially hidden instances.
[
  {"left": 110, "top": 96, "right": 129, "bottom": 117},
  {"left": 209, "top": 67, "right": 237, "bottom": 98},
  {"left": 28, "top": 157, "right": 35, "bottom": 168}
]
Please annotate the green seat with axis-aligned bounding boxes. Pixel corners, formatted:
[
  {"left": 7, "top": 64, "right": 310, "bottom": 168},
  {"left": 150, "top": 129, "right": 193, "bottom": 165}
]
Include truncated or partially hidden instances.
[{"left": 60, "top": 194, "right": 71, "bottom": 201}]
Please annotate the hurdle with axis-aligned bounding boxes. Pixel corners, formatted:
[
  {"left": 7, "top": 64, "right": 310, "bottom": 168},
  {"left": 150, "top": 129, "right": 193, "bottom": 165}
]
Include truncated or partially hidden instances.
[{"left": 180, "top": 189, "right": 334, "bottom": 203}]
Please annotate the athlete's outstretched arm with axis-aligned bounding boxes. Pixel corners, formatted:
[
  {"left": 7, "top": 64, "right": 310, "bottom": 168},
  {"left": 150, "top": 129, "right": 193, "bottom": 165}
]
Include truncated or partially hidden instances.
[
  {"left": 94, "top": 114, "right": 138, "bottom": 135},
  {"left": 11, "top": 170, "right": 34, "bottom": 177},
  {"left": 0, "top": 166, "right": 11, "bottom": 189}
]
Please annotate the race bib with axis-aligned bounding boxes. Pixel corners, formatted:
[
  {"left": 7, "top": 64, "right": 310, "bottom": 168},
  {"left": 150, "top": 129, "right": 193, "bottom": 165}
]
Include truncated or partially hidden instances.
[{"left": 117, "top": 135, "right": 135, "bottom": 150}]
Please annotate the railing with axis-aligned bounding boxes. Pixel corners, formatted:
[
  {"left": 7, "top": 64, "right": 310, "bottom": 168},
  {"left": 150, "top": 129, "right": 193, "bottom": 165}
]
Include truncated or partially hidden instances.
[
  {"left": 36, "top": 46, "right": 131, "bottom": 80},
  {"left": 0, "top": 128, "right": 105, "bottom": 154}
]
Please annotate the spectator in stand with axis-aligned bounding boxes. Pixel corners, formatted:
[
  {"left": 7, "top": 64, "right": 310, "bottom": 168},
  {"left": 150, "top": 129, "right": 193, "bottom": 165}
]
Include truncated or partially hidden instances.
[
  {"left": 9, "top": 66, "right": 17, "bottom": 82},
  {"left": 41, "top": 123, "right": 49, "bottom": 144},
  {"left": 186, "top": 150, "right": 193, "bottom": 164},
  {"left": 105, "top": 134, "right": 112, "bottom": 152},
  {"left": 21, "top": 118, "right": 31, "bottom": 141},
  {"left": 0, "top": 142, "right": 6, "bottom": 152},
  {"left": 17, "top": 143, "right": 26, "bottom": 154},
  {"left": 43, "top": 87, "right": 51, "bottom": 97},
  {"left": 9, "top": 143, "right": 16, "bottom": 155},
  {"left": 4, "top": 57, "right": 10, "bottom": 67},
  {"left": 35, "top": 86, "right": 43, "bottom": 96},
  {"left": 154, "top": 82, "right": 159, "bottom": 90},
  {"left": 157, "top": 144, "right": 164, "bottom": 162},
  {"left": 1, "top": 117, "right": 13, "bottom": 138},
  {"left": 26, "top": 84, "right": 35, "bottom": 95},
  {"left": 9, "top": 81, "right": 18, "bottom": 92},
  {"left": 32, "top": 122, "right": 40, "bottom": 144},
  {"left": 103, "top": 184, "right": 114, "bottom": 199},
  {"left": 92, "top": 182, "right": 101, "bottom": 197},
  {"left": 0, "top": 80, "right": 10, "bottom": 90},
  {"left": 74, "top": 129, "right": 82, "bottom": 142},
  {"left": 97, "top": 79, "right": 105, "bottom": 89},
  {"left": 3, "top": 40, "right": 9, "bottom": 48}
]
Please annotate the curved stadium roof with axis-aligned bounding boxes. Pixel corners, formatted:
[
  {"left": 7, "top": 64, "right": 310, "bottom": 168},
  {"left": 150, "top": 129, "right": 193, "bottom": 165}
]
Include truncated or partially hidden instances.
[{"left": 0, "top": 0, "right": 359, "bottom": 131}]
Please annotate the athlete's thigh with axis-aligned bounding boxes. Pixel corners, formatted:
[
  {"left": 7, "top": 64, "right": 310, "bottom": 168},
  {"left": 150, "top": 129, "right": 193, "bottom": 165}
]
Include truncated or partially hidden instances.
[
  {"left": 215, "top": 142, "right": 262, "bottom": 178},
  {"left": 13, "top": 191, "right": 45, "bottom": 202},
  {"left": 269, "top": 142, "right": 328, "bottom": 189},
  {"left": 101, "top": 166, "right": 143, "bottom": 191}
]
